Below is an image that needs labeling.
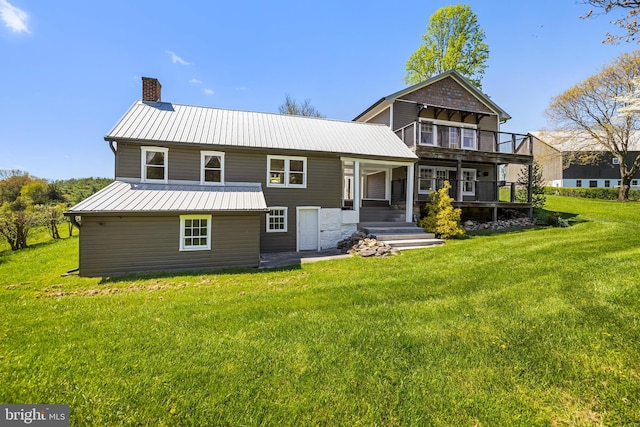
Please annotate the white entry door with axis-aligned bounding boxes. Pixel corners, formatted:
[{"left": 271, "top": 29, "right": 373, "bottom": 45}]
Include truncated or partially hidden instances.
[{"left": 297, "top": 208, "right": 319, "bottom": 251}]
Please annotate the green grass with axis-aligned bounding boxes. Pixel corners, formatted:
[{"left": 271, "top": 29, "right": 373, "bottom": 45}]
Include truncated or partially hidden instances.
[{"left": 1, "top": 196, "right": 640, "bottom": 426}]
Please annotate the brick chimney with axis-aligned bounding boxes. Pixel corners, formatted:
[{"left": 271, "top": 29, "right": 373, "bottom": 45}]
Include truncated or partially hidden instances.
[{"left": 142, "top": 77, "right": 161, "bottom": 102}]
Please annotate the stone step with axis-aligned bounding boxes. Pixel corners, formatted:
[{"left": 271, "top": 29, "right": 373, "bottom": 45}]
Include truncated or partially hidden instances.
[{"left": 359, "top": 221, "right": 417, "bottom": 229}]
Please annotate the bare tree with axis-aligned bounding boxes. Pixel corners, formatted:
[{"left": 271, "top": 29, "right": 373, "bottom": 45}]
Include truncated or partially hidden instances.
[
  {"left": 278, "top": 95, "right": 324, "bottom": 117},
  {"left": 582, "top": 0, "right": 640, "bottom": 43},
  {"left": 546, "top": 50, "right": 640, "bottom": 201}
]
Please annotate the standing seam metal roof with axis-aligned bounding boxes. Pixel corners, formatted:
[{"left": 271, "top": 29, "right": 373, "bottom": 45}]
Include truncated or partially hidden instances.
[
  {"left": 105, "top": 101, "right": 418, "bottom": 160},
  {"left": 65, "top": 181, "right": 268, "bottom": 214}
]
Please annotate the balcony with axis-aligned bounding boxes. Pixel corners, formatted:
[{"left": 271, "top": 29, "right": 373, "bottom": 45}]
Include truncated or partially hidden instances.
[{"left": 394, "top": 122, "right": 533, "bottom": 163}]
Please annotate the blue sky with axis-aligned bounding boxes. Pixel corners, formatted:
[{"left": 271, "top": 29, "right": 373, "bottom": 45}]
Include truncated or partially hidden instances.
[{"left": 0, "top": 0, "right": 633, "bottom": 180}]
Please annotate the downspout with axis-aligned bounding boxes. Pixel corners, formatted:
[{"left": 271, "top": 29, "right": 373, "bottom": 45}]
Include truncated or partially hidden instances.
[{"left": 109, "top": 140, "right": 117, "bottom": 179}]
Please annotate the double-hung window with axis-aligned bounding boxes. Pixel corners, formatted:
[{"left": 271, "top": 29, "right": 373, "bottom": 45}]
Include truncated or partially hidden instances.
[
  {"left": 141, "top": 146, "right": 168, "bottom": 182},
  {"left": 418, "top": 166, "right": 434, "bottom": 194},
  {"left": 266, "top": 207, "right": 287, "bottom": 232},
  {"left": 419, "top": 122, "right": 435, "bottom": 145},
  {"left": 267, "top": 155, "right": 306, "bottom": 188},
  {"left": 201, "top": 151, "right": 224, "bottom": 184},
  {"left": 462, "top": 128, "right": 477, "bottom": 150},
  {"left": 179, "top": 215, "right": 211, "bottom": 251},
  {"left": 462, "top": 169, "right": 476, "bottom": 195}
]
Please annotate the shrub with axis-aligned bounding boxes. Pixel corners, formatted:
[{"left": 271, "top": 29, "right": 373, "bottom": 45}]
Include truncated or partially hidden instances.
[
  {"left": 419, "top": 181, "right": 465, "bottom": 239},
  {"left": 543, "top": 187, "right": 640, "bottom": 201}
]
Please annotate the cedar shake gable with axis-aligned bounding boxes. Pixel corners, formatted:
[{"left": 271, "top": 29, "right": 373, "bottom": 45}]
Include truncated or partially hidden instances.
[{"left": 399, "top": 76, "right": 493, "bottom": 115}]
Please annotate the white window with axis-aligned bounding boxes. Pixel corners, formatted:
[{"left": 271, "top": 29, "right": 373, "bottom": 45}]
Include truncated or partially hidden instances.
[
  {"left": 418, "top": 166, "right": 435, "bottom": 194},
  {"left": 462, "top": 128, "right": 477, "bottom": 150},
  {"left": 267, "top": 207, "right": 287, "bottom": 232},
  {"left": 576, "top": 179, "right": 582, "bottom": 188},
  {"left": 419, "top": 122, "right": 435, "bottom": 145},
  {"left": 633, "top": 180, "right": 639, "bottom": 187},
  {"left": 141, "top": 146, "right": 168, "bottom": 183},
  {"left": 613, "top": 157, "right": 620, "bottom": 165},
  {"left": 201, "top": 151, "right": 224, "bottom": 184},
  {"left": 179, "top": 215, "right": 211, "bottom": 251},
  {"left": 267, "top": 155, "right": 306, "bottom": 188},
  {"left": 462, "top": 169, "right": 476, "bottom": 195}
]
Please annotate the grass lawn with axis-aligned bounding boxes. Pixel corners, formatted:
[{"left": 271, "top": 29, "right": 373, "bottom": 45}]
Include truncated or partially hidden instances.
[{"left": 1, "top": 196, "right": 639, "bottom": 426}]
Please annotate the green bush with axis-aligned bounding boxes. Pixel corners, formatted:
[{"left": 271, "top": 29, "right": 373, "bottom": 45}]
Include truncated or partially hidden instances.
[
  {"left": 543, "top": 187, "right": 640, "bottom": 201},
  {"left": 419, "top": 181, "right": 465, "bottom": 239}
]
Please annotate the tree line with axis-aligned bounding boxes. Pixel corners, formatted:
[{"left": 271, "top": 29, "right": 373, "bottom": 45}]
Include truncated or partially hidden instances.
[{"left": 0, "top": 170, "right": 112, "bottom": 250}]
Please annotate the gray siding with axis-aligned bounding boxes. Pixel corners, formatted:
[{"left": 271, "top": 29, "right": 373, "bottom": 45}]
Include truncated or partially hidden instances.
[
  {"left": 116, "top": 142, "right": 342, "bottom": 253},
  {"left": 364, "top": 171, "right": 386, "bottom": 199},
  {"left": 79, "top": 213, "right": 260, "bottom": 277},
  {"left": 369, "top": 107, "right": 391, "bottom": 126},
  {"left": 393, "top": 101, "right": 418, "bottom": 130}
]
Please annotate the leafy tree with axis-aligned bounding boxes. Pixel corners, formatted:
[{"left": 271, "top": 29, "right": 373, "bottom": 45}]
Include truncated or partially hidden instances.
[
  {"left": 21, "top": 179, "right": 49, "bottom": 205},
  {"left": 516, "top": 160, "right": 546, "bottom": 209},
  {"left": 582, "top": 1, "right": 640, "bottom": 43},
  {"left": 419, "top": 181, "right": 465, "bottom": 239},
  {"left": 34, "top": 204, "right": 66, "bottom": 239},
  {"left": 278, "top": 94, "right": 324, "bottom": 117},
  {"left": 0, "top": 174, "right": 32, "bottom": 205},
  {"left": 52, "top": 177, "right": 112, "bottom": 205},
  {"left": 404, "top": 4, "right": 489, "bottom": 88},
  {"left": 546, "top": 50, "right": 640, "bottom": 201}
]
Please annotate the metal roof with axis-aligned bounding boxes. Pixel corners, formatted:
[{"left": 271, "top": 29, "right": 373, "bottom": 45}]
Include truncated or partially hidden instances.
[
  {"left": 105, "top": 101, "right": 417, "bottom": 161},
  {"left": 65, "top": 181, "right": 267, "bottom": 214}
]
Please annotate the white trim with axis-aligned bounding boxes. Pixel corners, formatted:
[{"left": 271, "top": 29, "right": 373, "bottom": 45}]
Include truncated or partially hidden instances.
[
  {"left": 340, "top": 157, "right": 416, "bottom": 167},
  {"left": 296, "top": 206, "right": 321, "bottom": 252},
  {"left": 179, "top": 214, "right": 212, "bottom": 251},
  {"left": 267, "top": 155, "right": 307, "bottom": 188},
  {"left": 266, "top": 207, "right": 288, "bottom": 233},
  {"left": 200, "top": 150, "right": 225, "bottom": 185},
  {"left": 406, "top": 164, "right": 414, "bottom": 222},
  {"left": 461, "top": 168, "right": 477, "bottom": 196},
  {"left": 141, "top": 146, "right": 168, "bottom": 183}
]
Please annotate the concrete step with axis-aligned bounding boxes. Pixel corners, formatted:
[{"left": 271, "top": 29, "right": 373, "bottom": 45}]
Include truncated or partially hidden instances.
[
  {"left": 359, "top": 221, "right": 417, "bottom": 229},
  {"left": 385, "top": 238, "right": 444, "bottom": 248},
  {"left": 377, "top": 233, "right": 436, "bottom": 241}
]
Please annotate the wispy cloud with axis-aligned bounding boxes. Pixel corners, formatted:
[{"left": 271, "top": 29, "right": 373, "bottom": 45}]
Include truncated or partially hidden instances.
[
  {"left": 204, "top": 88, "right": 214, "bottom": 95},
  {"left": 0, "top": 0, "right": 30, "bottom": 33},
  {"left": 165, "top": 50, "right": 191, "bottom": 65},
  {"left": 189, "top": 78, "right": 202, "bottom": 84}
]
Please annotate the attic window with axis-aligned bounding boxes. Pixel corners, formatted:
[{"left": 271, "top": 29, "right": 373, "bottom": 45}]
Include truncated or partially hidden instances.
[{"left": 141, "top": 146, "right": 168, "bottom": 183}]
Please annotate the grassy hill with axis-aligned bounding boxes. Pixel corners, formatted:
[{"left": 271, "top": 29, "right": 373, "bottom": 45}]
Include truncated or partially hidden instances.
[{"left": 1, "top": 196, "right": 639, "bottom": 425}]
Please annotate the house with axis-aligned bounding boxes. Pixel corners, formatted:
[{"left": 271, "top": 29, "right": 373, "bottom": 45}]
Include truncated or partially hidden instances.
[
  {"left": 522, "top": 131, "right": 640, "bottom": 189},
  {"left": 65, "top": 77, "right": 418, "bottom": 276},
  {"left": 353, "top": 70, "right": 534, "bottom": 220}
]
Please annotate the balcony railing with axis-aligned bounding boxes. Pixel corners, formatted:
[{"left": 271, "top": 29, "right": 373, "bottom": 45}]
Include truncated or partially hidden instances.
[
  {"left": 416, "top": 179, "right": 531, "bottom": 204},
  {"left": 394, "top": 122, "right": 533, "bottom": 155}
]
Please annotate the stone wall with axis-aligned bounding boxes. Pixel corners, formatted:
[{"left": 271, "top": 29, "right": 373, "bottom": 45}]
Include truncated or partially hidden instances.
[{"left": 319, "top": 208, "right": 357, "bottom": 250}]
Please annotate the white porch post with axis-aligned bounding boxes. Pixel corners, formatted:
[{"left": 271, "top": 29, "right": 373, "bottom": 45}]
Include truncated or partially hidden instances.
[
  {"left": 354, "top": 160, "right": 361, "bottom": 218},
  {"left": 405, "top": 162, "right": 414, "bottom": 222}
]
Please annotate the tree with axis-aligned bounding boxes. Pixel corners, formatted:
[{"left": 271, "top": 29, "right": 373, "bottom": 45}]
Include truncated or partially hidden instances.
[
  {"left": 582, "top": 1, "right": 640, "bottom": 43},
  {"left": 516, "top": 160, "right": 546, "bottom": 209},
  {"left": 418, "top": 181, "right": 465, "bottom": 239},
  {"left": 278, "top": 95, "right": 324, "bottom": 117},
  {"left": 404, "top": 4, "right": 489, "bottom": 88},
  {"left": 21, "top": 179, "right": 49, "bottom": 205},
  {"left": 0, "top": 210, "right": 37, "bottom": 250},
  {"left": 546, "top": 50, "right": 640, "bottom": 201}
]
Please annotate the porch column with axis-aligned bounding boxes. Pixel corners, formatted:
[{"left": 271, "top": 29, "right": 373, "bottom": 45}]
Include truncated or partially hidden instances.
[
  {"left": 354, "top": 160, "right": 361, "bottom": 217},
  {"left": 456, "top": 159, "right": 463, "bottom": 202},
  {"left": 405, "top": 163, "right": 415, "bottom": 222}
]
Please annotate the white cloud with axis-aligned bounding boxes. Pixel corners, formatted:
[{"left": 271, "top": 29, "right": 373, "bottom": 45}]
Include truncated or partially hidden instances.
[
  {"left": 204, "top": 88, "right": 214, "bottom": 95},
  {"left": 165, "top": 50, "right": 191, "bottom": 65},
  {"left": 0, "top": 0, "right": 30, "bottom": 33},
  {"left": 189, "top": 78, "right": 202, "bottom": 84}
]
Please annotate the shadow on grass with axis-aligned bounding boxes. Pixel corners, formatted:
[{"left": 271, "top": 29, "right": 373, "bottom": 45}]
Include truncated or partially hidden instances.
[{"left": 97, "top": 264, "right": 302, "bottom": 284}]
